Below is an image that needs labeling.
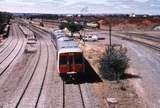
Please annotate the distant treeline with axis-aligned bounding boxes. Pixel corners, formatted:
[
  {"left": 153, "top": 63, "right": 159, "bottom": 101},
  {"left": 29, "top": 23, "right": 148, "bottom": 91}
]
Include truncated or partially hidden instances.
[
  {"left": 0, "top": 12, "right": 12, "bottom": 34},
  {"left": 17, "top": 13, "right": 160, "bottom": 28},
  {"left": 27, "top": 14, "right": 59, "bottom": 20}
]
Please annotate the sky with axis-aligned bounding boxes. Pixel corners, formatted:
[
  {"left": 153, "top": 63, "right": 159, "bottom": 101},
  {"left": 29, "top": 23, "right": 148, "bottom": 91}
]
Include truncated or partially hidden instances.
[{"left": 0, "top": 0, "right": 160, "bottom": 15}]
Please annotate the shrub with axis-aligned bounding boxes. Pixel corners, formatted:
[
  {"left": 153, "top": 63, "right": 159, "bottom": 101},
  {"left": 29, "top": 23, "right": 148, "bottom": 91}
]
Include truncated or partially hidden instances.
[{"left": 100, "top": 46, "right": 129, "bottom": 81}]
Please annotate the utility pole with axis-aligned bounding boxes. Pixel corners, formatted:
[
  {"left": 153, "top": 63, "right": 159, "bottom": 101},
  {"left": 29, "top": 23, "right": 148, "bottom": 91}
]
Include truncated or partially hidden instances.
[
  {"left": 109, "top": 23, "right": 112, "bottom": 47},
  {"left": 108, "top": 21, "right": 112, "bottom": 54},
  {"left": 107, "top": 19, "right": 112, "bottom": 66}
]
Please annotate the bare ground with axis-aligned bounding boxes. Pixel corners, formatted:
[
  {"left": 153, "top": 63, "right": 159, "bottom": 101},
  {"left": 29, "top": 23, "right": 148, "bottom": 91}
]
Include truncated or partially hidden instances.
[{"left": 80, "top": 41, "right": 145, "bottom": 108}]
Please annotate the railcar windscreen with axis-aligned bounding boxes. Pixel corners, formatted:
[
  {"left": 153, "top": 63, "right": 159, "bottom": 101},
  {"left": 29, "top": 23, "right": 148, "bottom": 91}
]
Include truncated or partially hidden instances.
[
  {"left": 59, "top": 54, "right": 68, "bottom": 65},
  {"left": 74, "top": 53, "right": 83, "bottom": 64}
]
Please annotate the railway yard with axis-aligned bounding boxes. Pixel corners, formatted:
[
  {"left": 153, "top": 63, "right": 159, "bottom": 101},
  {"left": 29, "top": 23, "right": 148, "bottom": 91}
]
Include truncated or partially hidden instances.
[{"left": 0, "top": 18, "right": 160, "bottom": 108}]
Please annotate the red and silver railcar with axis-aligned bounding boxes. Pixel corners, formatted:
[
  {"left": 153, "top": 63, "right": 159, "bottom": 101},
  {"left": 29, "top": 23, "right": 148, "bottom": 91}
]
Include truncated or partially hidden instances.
[{"left": 54, "top": 30, "right": 85, "bottom": 76}]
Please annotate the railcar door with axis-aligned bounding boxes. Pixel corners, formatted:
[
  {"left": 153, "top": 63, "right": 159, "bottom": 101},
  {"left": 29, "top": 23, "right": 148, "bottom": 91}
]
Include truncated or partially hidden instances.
[
  {"left": 59, "top": 53, "right": 69, "bottom": 73},
  {"left": 74, "top": 53, "right": 84, "bottom": 73},
  {"left": 69, "top": 53, "right": 74, "bottom": 72}
]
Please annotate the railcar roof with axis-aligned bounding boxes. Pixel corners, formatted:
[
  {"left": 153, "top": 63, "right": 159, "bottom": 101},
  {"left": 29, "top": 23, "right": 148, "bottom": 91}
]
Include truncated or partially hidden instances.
[
  {"left": 57, "top": 40, "right": 79, "bottom": 49},
  {"left": 58, "top": 48, "right": 82, "bottom": 54},
  {"left": 57, "top": 37, "right": 73, "bottom": 41},
  {"left": 53, "top": 29, "right": 82, "bottom": 54},
  {"left": 57, "top": 40, "right": 82, "bottom": 54}
]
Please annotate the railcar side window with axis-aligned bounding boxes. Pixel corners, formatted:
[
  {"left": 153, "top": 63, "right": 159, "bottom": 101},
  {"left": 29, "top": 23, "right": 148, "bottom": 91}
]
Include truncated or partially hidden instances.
[
  {"left": 74, "top": 54, "right": 83, "bottom": 64},
  {"left": 59, "top": 55, "right": 67, "bottom": 65}
]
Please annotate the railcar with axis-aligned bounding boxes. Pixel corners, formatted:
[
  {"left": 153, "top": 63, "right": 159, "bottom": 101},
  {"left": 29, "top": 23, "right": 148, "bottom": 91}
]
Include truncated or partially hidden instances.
[{"left": 53, "top": 30, "right": 85, "bottom": 76}]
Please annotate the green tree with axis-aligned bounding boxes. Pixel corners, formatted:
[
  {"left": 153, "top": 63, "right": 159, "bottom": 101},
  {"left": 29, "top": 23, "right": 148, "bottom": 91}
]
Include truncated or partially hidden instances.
[
  {"left": 0, "top": 12, "right": 12, "bottom": 33},
  {"left": 67, "top": 21, "right": 83, "bottom": 37},
  {"left": 59, "top": 21, "right": 84, "bottom": 37}
]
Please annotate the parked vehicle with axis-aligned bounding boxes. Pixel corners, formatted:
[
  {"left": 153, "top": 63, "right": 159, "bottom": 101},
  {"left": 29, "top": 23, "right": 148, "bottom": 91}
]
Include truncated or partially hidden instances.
[
  {"left": 86, "top": 22, "right": 100, "bottom": 28},
  {"left": 83, "top": 35, "right": 98, "bottom": 41}
]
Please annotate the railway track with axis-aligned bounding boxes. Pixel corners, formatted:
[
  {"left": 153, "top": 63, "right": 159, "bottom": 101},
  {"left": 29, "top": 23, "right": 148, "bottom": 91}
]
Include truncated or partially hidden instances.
[
  {"left": 35, "top": 38, "right": 49, "bottom": 108},
  {"left": 0, "top": 25, "right": 19, "bottom": 64},
  {"left": 29, "top": 25, "right": 88, "bottom": 108},
  {"left": 112, "top": 33, "right": 160, "bottom": 52},
  {"left": 119, "top": 32, "right": 160, "bottom": 43},
  {"left": 0, "top": 24, "right": 17, "bottom": 59},
  {"left": 62, "top": 80, "right": 86, "bottom": 108},
  {"left": 30, "top": 25, "right": 51, "bottom": 39},
  {"left": 0, "top": 24, "right": 26, "bottom": 76},
  {"left": 3, "top": 39, "right": 41, "bottom": 107},
  {"left": 3, "top": 24, "right": 50, "bottom": 108},
  {"left": 0, "top": 23, "right": 27, "bottom": 106},
  {"left": 0, "top": 25, "right": 14, "bottom": 54},
  {"left": 15, "top": 40, "right": 45, "bottom": 108}
]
